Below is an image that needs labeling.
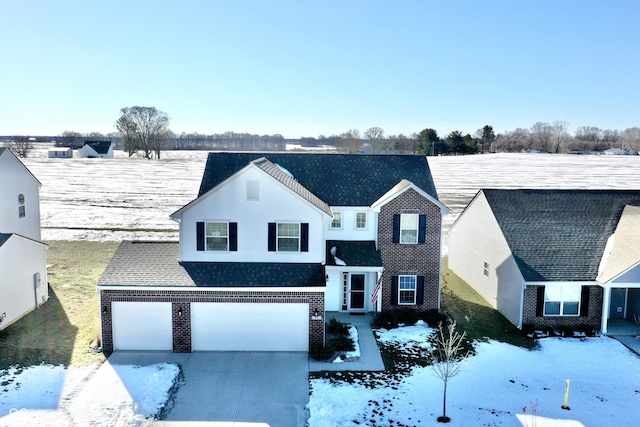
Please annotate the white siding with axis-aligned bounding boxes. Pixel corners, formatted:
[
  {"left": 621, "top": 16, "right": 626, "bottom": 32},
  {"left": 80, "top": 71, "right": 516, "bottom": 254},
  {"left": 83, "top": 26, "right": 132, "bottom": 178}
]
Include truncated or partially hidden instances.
[
  {"left": 612, "top": 263, "right": 640, "bottom": 285},
  {"left": 0, "top": 152, "right": 41, "bottom": 241},
  {"left": 326, "top": 208, "right": 377, "bottom": 241},
  {"left": 179, "top": 167, "right": 327, "bottom": 262},
  {"left": 448, "top": 191, "right": 525, "bottom": 327},
  {"left": 324, "top": 267, "right": 378, "bottom": 312},
  {"left": 191, "top": 302, "right": 309, "bottom": 351},
  {"left": 111, "top": 302, "right": 173, "bottom": 350},
  {"left": 0, "top": 235, "right": 48, "bottom": 330}
]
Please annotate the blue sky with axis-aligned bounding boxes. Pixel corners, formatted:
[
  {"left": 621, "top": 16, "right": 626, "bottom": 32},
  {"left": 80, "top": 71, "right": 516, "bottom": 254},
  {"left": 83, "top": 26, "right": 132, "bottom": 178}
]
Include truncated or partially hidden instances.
[{"left": 2, "top": 0, "right": 639, "bottom": 138}]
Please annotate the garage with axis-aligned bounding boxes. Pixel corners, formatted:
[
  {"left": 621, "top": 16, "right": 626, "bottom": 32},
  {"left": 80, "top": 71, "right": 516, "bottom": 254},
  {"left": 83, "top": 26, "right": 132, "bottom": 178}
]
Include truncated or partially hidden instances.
[
  {"left": 191, "top": 302, "right": 309, "bottom": 351},
  {"left": 112, "top": 302, "right": 173, "bottom": 351}
]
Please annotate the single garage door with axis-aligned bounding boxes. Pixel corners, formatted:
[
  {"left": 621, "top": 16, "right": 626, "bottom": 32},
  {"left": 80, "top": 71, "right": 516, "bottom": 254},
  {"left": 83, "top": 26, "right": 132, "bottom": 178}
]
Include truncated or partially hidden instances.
[
  {"left": 112, "top": 302, "right": 173, "bottom": 351},
  {"left": 191, "top": 302, "right": 309, "bottom": 352}
]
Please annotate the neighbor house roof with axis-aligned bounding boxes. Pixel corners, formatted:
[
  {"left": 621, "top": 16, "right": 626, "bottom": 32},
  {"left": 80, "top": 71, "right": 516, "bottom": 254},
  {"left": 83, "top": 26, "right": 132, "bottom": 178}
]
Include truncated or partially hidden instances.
[
  {"left": 0, "top": 233, "right": 11, "bottom": 248},
  {"left": 97, "top": 241, "right": 325, "bottom": 288},
  {"left": 197, "top": 153, "right": 439, "bottom": 206},
  {"left": 325, "top": 240, "right": 382, "bottom": 267},
  {"left": 83, "top": 140, "right": 111, "bottom": 154},
  {"left": 481, "top": 189, "right": 640, "bottom": 282},
  {"left": 597, "top": 205, "right": 640, "bottom": 284}
]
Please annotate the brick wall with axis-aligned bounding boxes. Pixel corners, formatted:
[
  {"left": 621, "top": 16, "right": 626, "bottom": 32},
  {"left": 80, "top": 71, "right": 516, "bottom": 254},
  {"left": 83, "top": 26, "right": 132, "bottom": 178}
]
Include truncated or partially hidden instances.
[
  {"left": 100, "top": 289, "right": 325, "bottom": 352},
  {"left": 378, "top": 188, "right": 443, "bottom": 311},
  {"left": 522, "top": 285, "right": 602, "bottom": 330}
]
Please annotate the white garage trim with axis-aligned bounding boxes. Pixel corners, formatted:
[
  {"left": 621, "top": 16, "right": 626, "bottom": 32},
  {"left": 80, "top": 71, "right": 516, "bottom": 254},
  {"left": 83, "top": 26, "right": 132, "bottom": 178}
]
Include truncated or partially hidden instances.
[
  {"left": 191, "top": 302, "right": 309, "bottom": 352},
  {"left": 112, "top": 302, "right": 172, "bottom": 351}
]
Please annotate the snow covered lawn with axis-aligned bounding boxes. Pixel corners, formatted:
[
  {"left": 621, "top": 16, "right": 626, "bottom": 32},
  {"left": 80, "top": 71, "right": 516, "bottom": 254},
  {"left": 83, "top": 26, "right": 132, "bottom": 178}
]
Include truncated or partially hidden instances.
[
  {"left": 309, "top": 323, "right": 640, "bottom": 427},
  {"left": 0, "top": 361, "right": 180, "bottom": 426}
]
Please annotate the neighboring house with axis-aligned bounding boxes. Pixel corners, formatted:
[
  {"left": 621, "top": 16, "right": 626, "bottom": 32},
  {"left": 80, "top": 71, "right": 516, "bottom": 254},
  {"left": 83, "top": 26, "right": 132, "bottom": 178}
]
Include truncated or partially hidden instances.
[
  {"left": 448, "top": 189, "right": 640, "bottom": 334},
  {"left": 48, "top": 147, "right": 73, "bottom": 158},
  {"left": 0, "top": 148, "right": 48, "bottom": 330},
  {"left": 76, "top": 140, "right": 113, "bottom": 158},
  {"left": 97, "top": 153, "right": 448, "bottom": 352}
]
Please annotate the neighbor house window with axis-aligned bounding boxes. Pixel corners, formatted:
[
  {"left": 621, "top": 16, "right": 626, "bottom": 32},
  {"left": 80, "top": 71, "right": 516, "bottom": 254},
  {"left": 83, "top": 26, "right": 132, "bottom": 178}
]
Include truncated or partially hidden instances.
[
  {"left": 277, "top": 223, "right": 300, "bottom": 251},
  {"left": 398, "top": 275, "right": 417, "bottom": 305},
  {"left": 400, "top": 214, "right": 418, "bottom": 244},
  {"left": 331, "top": 211, "right": 342, "bottom": 229},
  {"left": 544, "top": 285, "right": 580, "bottom": 316},
  {"left": 18, "top": 193, "right": 25, "bottom": 218},
  {"left": 355, "top": 212, "right": 367, "bottom": 229},
  {"left": 206, "top": 222, "right": 229, "bottom": 251},
  {"left": 246, "top": 181, "right": 259, "bottom": 201},
  {"left": 483, "top": 262, "right": 490, "bottom": 277}
]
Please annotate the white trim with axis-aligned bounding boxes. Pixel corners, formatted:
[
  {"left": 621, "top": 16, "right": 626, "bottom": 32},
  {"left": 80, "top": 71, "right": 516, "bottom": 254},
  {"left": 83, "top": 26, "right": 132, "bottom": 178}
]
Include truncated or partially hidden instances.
[
  {"left": 370, "top": 179, "right": 449, "bottom": 214},
  {"left": 398, "top": 274, "right": 417, "bottom": 305}
]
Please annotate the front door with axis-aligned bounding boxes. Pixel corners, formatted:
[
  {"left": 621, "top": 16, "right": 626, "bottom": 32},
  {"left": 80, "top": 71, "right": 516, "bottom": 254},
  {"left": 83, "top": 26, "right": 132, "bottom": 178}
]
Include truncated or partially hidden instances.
[
  {"left": 610, "top": 288, "right": 627, "bottom": 319},
  {"left": 349, "top": 274, "right": 365, "bottom": 310}
]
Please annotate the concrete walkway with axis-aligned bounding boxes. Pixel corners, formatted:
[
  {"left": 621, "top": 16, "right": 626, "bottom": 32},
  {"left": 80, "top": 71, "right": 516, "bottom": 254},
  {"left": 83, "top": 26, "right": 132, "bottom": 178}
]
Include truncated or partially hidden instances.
[
  {"left": 309, "top": 312, "right": 385, "bottom": 372},
  {"left": 611, "top": 336, "right": 640, "bottom": 357}
]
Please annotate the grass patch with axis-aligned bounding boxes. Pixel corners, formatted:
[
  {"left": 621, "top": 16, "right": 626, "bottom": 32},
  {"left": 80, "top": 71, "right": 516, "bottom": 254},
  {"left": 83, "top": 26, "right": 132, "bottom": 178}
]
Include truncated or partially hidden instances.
[
  {"left": 0, "top": 240, "right": 119, "bottom": 369},
  {"left": 441, "top": 259, "right": 537, "bottom": 350}
]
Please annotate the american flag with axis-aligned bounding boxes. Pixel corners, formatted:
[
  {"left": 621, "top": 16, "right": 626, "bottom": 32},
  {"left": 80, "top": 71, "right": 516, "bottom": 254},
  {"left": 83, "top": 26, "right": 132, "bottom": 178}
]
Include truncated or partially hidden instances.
[{"left": 371, "top": 274, "right": 382, "bottom": 306}]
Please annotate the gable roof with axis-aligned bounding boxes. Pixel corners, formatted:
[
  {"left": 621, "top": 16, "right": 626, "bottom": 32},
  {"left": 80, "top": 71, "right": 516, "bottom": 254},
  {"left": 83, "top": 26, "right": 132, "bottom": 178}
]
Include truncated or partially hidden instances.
[
  {"left": 0, "top": 147, "right": 41, "bottom": 185},
  {"left": 84, "top": 140, "right": 111, "bottom": 154},
  {"left": 0, "top": 233, "right": 11, "bottom": 248},
  {"left": 371, "top": 179, "right": 449, "bottom": 213},
  {"left": 198, "top": 153, "right": 439, "bottom": 206},
  {"left": 597, "top": 205, "right": 640, "bottom": 284},
  {"left": 481, "top": 189, "right": 640, "bottom": 282}
]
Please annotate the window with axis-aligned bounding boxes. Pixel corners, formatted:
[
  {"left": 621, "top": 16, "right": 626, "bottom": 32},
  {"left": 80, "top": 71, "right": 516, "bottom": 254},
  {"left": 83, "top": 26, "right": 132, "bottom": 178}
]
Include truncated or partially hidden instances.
[
  {"left": 277, "top": 223, "right": 300, "bottom": 251},
  {"left": 544, "top": 285, "right": 580, "bottom": 316},
  {"left": 483, "top": 262, "right": 490, "bottom": 277},
  {"left": 331, "top": 211, "right": 342, "bottom": 229},
  {"left": 400, "top": 214, "right": 418, "bottom": 244},
  {"left": 247, "top": 181, "right": 259, "bottom": 201},
  {"left": 206, "top": 222, "right": 228, "bottom": 251},
  {"left": 18, "top": 193, "right": 25, "bottom": 218},
  {"left": 355, "top": 212, "right": 367, "bottom": 229},
  {"left": 398, "top": 275, "right": 417, "bottom": 305}
]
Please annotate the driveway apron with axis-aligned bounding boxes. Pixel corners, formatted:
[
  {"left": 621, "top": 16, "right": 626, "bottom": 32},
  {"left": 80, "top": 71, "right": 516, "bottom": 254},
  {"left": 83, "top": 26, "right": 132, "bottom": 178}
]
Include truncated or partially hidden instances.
[{"left": 164, "top": 351, "right": 309, "bottom": 426}]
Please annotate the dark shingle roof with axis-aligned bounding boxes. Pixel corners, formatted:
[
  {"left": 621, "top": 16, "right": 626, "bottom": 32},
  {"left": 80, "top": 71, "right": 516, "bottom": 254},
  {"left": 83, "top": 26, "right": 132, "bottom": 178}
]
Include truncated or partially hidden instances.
[
  {"left": 84, "top": 140, "right": 111, "bottom": 154},
  {"left": 98, "top": 241, "right": 324, "bottom": 288},
  {"left": 483, "top": 189, "right": 640, "bottom": 282},
  {"left": 198, "top": 153, "right": 439, "bottom": 206},
  {"left": 326, "top": 240, "right": 382, "bottom": 267},
  {"left": 0, "top": 233, "right": 12, "bottom": 248}
]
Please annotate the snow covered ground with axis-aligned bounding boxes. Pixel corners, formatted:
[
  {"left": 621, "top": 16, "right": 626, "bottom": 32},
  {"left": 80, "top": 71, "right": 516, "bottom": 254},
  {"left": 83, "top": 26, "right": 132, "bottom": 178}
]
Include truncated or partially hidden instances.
[
  {"left": 0, "top": 361, "right": 179, "bottom": 426},
  {"left": 309, "top": 322, "right": 640, "bottom": 427}
]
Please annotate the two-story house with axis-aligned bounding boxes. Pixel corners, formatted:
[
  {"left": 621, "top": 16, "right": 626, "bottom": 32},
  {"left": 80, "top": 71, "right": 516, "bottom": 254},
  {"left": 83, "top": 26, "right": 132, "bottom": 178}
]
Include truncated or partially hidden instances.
[
  {"left": 97, "top": 153, "right": 448, "bottom": 352},
  {"left": 0, "top": 147, "right": 48, "bottom": 330}
]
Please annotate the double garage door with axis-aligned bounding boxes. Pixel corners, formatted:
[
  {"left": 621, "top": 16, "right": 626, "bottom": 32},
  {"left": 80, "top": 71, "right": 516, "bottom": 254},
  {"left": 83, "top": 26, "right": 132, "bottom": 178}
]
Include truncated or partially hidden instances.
[{"left": 111, "top": 301, "right": 309, "bottom": 352}]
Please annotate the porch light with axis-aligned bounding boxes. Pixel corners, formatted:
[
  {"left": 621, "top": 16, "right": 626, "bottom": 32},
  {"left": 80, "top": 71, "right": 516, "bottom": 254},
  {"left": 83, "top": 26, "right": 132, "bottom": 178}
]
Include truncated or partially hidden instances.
[
  {"left": 178, "top": 307, "right": 183, "bottom": 317},
  {"left": 313, "top": 309, "right": 319, "bottom": 317},
  {"left": 102, "top": 306, "right": 108, "bottom": 314}
]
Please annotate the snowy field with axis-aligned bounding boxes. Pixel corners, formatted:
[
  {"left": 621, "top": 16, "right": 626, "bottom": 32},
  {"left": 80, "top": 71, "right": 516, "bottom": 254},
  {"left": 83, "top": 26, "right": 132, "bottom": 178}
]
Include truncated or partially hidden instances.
[
  {"left": 19, "top": 146, "right": 640, "bottom": 242},
  {"left": 309, "top": 323, "right": 640, "bottom": 427}
]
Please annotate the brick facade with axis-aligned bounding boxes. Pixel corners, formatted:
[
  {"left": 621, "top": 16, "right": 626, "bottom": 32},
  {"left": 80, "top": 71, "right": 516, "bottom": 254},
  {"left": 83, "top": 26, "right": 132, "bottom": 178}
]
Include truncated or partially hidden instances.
[
  {"left": 100, "top": 289, "right": 325, "bottom": 352},
  {"left": 378, "top": 188, "right": 442, "bottom": 311},
  {"left": 522, "top": 285, "right": 602, "bottom": 330}
]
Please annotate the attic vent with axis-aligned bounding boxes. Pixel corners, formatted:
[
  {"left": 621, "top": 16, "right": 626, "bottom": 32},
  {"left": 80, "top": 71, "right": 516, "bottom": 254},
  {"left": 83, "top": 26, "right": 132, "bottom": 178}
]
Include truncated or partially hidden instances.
[{"left": 274, "top": 163, "right": 294, "bottom": 179}]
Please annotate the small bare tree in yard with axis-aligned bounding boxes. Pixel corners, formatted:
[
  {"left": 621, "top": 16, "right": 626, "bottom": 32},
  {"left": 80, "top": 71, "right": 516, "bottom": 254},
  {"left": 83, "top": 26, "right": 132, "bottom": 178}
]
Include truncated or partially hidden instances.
[
  {"left": 6, "top": 136, "right": 34, "bottom": 158},
  {"left": 432, "top": 322, "right": 469, "bottom": 423},
  {"left": 115, "top": 106, "right": 171, "bottom": 159}
]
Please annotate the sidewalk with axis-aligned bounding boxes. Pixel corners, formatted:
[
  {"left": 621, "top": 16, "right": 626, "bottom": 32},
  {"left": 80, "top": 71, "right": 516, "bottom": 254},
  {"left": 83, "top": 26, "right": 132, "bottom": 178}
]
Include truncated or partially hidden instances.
[
  {"left": 309, "top": 312, "right": 385, "bottom": 372},
  {"left": 612, "top": 335, "right": 640, "bottom": 357}
]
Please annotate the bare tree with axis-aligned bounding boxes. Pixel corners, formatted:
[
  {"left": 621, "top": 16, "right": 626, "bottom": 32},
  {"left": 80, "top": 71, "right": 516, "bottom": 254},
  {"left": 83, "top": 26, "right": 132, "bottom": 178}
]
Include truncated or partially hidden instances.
[
  {"left": 364, "top": 126, "right": 385, "bottom": 153},
  {"left": 336, "top": 129, "right": 362, "bottom": 154},
  {"left": 495, "top": 128, "right": 529, "bottom": 153},
  {"left": 6, "top": 136, "right": 34, "bottom": 158},
  {"left": 574, "top": 126, "right": 603, "bottom": 151},
  {"left": 551, "top": 121, "right": 571, "bottom": 153},
  {"left": 432, "top": 322, "right": 469, "bottom": 423},
  {"left": 115, "top": 106, "right": 171, "bottom": 159},
  {"left": 621, "top": 127, "right": 640, "bottom": 153},
  {"left": 602, "top": 129, "right": 620, "bottom": 149},
  {"left": 530, "top": 122, "right": 553, "bottom": 152}
]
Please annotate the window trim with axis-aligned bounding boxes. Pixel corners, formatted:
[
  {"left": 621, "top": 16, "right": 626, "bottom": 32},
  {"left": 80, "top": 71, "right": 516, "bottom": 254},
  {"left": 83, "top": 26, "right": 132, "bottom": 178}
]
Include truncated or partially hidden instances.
[
  {"left": 277, "top": 222, "right": 301, "bottom": 252},
  {"left": 483, "top": 262, "right": 490, "bottom": 277},
  {"left": 543, "top": 285, "right": 581, "bottom": 317},
  {"left": 400, "top": 213, "right": 419, "bottom": 244},
  {"left": 355, "top": 211, "right": 367, "bottom": 229},
  {"left": 18, "top": 193, "right": 25, "bottom": 218},
  {"left": 398, "top": 275, "right": 417, "bottom": 305},
  {"left": 205, "top": 221, "right": 229, "bottom": 251},
  {"left": 330, "top": 211, "right": 342, "bottom": 229}
]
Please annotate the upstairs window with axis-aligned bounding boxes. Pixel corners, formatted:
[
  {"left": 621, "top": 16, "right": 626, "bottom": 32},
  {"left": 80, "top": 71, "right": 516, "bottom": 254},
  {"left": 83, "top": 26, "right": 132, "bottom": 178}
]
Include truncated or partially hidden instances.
[
  {"left": 277, "top": 223, "right": 300, "bottom": 251},
  {"left": 355, "top": 212, "right": 367, "bottom": 229},
  {"left": 18, "top": 193, "right": 25, "bottom": 218},
  {"left": 330, "top": 211, "right": 342, "bottom": 229},
  {"left": 206, "top": 222, "right": 229, "bottom": 251},
  {"left": 400, "top": 214, "right": 418, "bottom": 244},
  {"left": 544, "top": 285, "right": 580, "bottom": 316},
  {"left": 483, "top": 262, "right": 490, "bottom": 277}
]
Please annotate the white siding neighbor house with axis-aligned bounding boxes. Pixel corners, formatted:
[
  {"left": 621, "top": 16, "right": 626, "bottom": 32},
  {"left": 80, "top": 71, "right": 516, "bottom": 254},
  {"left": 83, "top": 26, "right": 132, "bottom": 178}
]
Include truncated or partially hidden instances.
[
  {"left": 0, "top": 148, "right": 48, "bottom": 330},
  {"left": 449, "top": 189, "right": 640, "bottom": 335},
  {"left": 97, "top": 153, "right": 448, "bottom": 352},
  {"left": 48, "top": 147, "right": 73, "bottom": 158},
  {"left": 76, "top": 140, "right": 113, "bottom": 158}
]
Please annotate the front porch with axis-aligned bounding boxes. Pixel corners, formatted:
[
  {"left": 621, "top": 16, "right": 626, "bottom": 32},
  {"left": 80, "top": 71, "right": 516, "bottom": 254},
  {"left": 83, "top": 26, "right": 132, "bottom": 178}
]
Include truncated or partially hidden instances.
[{"left": 606, "top": 318, "right": 640, "bottom": 336}]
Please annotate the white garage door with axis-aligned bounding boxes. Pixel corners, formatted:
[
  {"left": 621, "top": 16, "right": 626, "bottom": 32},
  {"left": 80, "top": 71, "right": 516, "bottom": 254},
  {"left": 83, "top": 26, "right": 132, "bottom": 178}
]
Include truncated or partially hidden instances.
[
  {"left": 191, "top": 302, "right": 309, "bottom": 352},
  {"left": 112, "top": 302, "right": 173, "bottom": 351}
]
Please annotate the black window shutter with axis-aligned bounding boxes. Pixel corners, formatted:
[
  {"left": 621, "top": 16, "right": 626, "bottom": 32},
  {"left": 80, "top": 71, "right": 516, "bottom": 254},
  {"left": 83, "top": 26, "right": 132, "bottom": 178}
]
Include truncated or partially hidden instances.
[
  {"left": 268, "top": 223, "right": 276, "bottom": 251},
  {"left": 416, "top": 276, "right": 425, "bottom": 304},
  {"left": 300, "top": 223, "right": 309, "bottom": 252},
  {"left": 392, "top": 214, "right": 400, "bottom": 243},
  {"left": 536, "top": 286, "right": 545, "bottom": 317},
  {"left": 580, "top": 286, "right": 590, "bottom": 317},
  {"left": 196, "top": 222, "right": 205, "bottom": 251},
  {"left": 391, "top": 276, "right": 398, "bottom": 305},
  {"left": 229, "top": 222, "right": 238, "bottom": 251},
  {"left": 418, "top": 215, "right": 427, "bottom": 244}
]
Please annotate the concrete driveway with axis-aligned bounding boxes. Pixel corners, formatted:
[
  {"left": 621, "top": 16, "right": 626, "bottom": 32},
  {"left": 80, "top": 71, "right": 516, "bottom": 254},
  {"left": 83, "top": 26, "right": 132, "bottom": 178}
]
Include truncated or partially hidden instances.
[{"left": 108, "top": 351, "right": 309, "bottom": 427}]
